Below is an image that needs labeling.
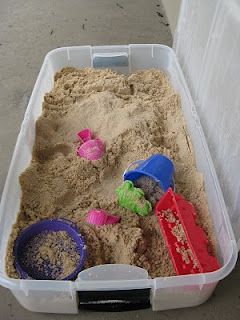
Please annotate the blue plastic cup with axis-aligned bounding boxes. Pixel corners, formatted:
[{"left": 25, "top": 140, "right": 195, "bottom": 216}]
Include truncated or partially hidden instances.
[
  {"left": 14, "top": 218, "right": 86, "bottom": 280},
  {"left": 123, "top": 154, "right": 174, "bottom": 192}
]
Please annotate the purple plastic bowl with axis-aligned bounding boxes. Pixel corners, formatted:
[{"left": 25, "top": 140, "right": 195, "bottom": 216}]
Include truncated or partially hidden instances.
[{"left": 14, "top": 218, "right": 86, "bottom": 280}]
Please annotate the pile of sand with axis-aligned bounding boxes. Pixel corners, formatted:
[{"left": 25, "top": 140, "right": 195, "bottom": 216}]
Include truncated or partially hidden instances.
[{"left": 6, "top": 67, "right": 216, "bottom": 278}]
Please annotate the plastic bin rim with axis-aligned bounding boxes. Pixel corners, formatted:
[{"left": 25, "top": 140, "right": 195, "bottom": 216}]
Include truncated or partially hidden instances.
[
  {"left": 0, "top": 240, "right": 237, "bottom": 291},
  {"left": 43, "top": 44, "right": 174, "bottom": 62}
]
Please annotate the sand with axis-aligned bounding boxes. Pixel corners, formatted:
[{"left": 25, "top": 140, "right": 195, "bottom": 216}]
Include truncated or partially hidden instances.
[
  {"left": 6, "top": 67, "right": 216, "bottom": 279},
  {"left": 134, "top": 176, "right": 164, "bottom": 206}
]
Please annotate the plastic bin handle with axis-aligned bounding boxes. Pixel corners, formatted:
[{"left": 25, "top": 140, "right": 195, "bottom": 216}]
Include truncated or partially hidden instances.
[
  {"left": 92, "top": 52, "right": 129, "bottom": 68},
  {"left": 77, "top": 264, "right": 149, "bottom": 281},
  {"left": 78, "top": 288, "right": 150, "bottom": 311},
  {"left": 77, "top": 265, "right": 151, "bottom": 310}
]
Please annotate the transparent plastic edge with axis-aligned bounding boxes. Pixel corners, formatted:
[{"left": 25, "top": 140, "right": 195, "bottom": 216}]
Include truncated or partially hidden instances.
[
  {"left": 0, "top": 52, "right": 52, "bottom": 290},
  {"left": 0, "top": 52, "right": 51, "bottom": 223},
  {"left": 0, "top": 56, "right": 47, "bottom": 212}
]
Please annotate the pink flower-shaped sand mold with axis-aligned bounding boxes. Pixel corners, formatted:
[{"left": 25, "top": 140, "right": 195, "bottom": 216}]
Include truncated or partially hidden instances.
[
  {"left": 76, "top": 129, "right": 104, "bottom": 161},
  {"left": 86, "top": 209, "right": 121, "bottom": 226}
]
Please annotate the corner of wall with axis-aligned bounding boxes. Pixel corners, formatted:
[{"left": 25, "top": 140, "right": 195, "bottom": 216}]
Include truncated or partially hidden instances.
[{"left": 162, "top": 0, "right": 181, "bottom": 35}]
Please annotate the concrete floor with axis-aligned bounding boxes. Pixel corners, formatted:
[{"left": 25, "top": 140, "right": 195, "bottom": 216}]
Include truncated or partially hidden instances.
[{"left": 0, "top": 0, "right": 239, "bottom": 319}]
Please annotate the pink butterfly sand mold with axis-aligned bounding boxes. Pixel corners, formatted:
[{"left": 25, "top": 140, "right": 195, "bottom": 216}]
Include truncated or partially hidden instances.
[
  {"left": 86, "top": 209, "right": 121, "bottom": 226},
  {"left": 76, "top": 129, "right": 105, "bottom": 160}
]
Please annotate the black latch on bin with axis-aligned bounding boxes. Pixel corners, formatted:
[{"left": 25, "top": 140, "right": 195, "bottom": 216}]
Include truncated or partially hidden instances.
[{"left": 78, "top": 288, "right": 150, "bottom": 312}]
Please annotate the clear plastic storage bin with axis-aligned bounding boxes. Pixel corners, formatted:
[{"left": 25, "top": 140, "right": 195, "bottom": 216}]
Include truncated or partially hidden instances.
[{"left": 0, "top": 44, "right": 238, "bottom": 313}]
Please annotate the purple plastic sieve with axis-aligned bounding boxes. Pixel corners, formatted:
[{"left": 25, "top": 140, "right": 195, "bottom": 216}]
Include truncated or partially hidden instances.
[{"left": 14, "top": 218, "right": 86, "bottom": 280}]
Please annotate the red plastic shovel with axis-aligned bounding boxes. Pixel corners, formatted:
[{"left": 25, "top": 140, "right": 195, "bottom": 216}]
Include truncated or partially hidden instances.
[{"left": 155, "top": 188, "right": 219, "bottom": 275}]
